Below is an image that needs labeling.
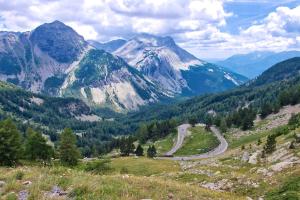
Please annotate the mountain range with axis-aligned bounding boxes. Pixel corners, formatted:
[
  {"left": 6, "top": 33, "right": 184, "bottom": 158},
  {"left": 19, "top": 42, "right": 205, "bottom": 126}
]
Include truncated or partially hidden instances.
[
  {"left": 217, "top": 50, "right": 300, "bottom": 78},
  {"left": 92, "top": 33, "right": 247, "bottom": 96},
  {"left": 0, "top": 20, "right": 247, "bottom": 111}
]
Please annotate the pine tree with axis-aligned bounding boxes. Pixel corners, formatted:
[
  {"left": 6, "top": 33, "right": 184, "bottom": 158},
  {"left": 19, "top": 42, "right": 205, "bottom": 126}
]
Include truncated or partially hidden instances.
[
  {"left": 59, "top": 128, "right": 80, "bottom": 166},
  {"left": 137, "top": 124, "right": 149, "bottom": 144},
  {"left": 119, "top": 137, "right": 135, "bottom": 156},
  {"left": 264, "top": 135, "right": 276, "bottom": 154},
  {"left": 260, "top": 103, "right": 273, "bottom": 119},
  {"left": 188, "top": 116, "right": 197, "bottom": 127},
  {"left": 242, "top": 114, "right": 254, "bottom": 130},
  {"left": 24, "top": 128, "right": 53, "bottom": 162},
  {"left": 0, "top": 119, "right": 22, "bottom": 166},
  {"left": 219, "top": 118, "right": 227, "bottom": 133},
  {"left": 135, "top": 144, "right": 144, "bottom": 156},
  {"left": 147, "top": 145, "right": 157, "bottom": 158}
]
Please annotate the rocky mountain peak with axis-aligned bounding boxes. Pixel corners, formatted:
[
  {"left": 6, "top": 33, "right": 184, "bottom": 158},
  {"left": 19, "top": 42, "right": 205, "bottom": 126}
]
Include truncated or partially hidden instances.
[
  {"left": 30, "top": 20, "right": 87, "bottom": 63},
  {"left": 132, "top": 33, "right": 176, "bottom": 48}
]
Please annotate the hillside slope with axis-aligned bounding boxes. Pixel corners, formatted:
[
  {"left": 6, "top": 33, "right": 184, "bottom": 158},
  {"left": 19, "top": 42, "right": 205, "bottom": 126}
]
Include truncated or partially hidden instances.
[
  {"left": 60, "top": 49, "right": 166, "bottom": 111},
  {"left": 114, "top": 33, "right": 247, "bottom": 96},
  {"left": 0, "top": 21, "right": 168, "bottom": 111},
  {"left": 0, "top": 81, "right": 99, "bottom": 128},
  {"left": 123, "top": 57, "right": 300, "bottom": 124},
  {"left": 252, "top": 57, "right": 300, "bottom": 86}
]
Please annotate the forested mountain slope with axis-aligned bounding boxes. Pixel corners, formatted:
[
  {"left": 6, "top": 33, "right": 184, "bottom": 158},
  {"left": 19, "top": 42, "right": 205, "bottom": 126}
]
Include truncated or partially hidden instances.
[{"left": 123, "top": 57, "right": 300, "bottom": 125}]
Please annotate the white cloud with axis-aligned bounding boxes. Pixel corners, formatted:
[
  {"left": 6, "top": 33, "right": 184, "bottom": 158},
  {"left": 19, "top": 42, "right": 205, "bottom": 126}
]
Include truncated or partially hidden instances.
[
  {"left": 0, "top": 0, "right": 231, "bottom": 38},
  {"left": 238, "top": 5, "right": 300, "bottom": 51},
  {"left": 0, "top": 0, "right": 299, "bottom": 59}
]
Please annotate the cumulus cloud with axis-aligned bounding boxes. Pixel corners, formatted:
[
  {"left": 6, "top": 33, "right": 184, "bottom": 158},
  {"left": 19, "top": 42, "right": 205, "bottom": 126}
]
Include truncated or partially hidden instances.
[
  {"left": 239, "top": 5, "right": 300, "bottom": 50},
  {"left": 0, "top": 0, "right": 299, "bottom": 59}
]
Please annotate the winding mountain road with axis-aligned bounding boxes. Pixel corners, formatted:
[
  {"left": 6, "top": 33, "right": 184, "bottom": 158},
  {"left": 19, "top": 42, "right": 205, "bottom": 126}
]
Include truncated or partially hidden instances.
[
  {"left": 165, "top": 124, "right": 191, "bottom": 156},
  {"left": 162, "top": 124, "right": 228, "bottom": 161}
]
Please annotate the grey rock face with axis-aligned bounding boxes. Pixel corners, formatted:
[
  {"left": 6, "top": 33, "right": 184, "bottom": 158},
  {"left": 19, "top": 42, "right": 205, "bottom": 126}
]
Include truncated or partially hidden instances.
[
  {"left": 114, "top": 34, "right": 247, "bottom": 96},
  {"left": 30, "top": 20, "right": 87, "bottom": 63}
]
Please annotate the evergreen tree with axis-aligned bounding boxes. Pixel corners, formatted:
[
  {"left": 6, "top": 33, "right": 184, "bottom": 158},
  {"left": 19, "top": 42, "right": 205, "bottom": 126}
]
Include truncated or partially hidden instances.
[
  {"left": 59, "top": 128, "right": 80, "bottom": 166},
  {"left": 241, "top": 114, "right": 254, "bottom": 130},
  {"left": 147, "top": 145, "right": 157, "bottom": 158},
  {"left": 260, "top": 103, "right": 273, "bottom": 119},
  {"left": 279, "top": 91, "right": 291, "bottom": 106},
  {"left": 119, "top": 137, "right": 135, "bottom": 156},
  {"left": 263, "top": 135, "right": 276, "bottom": 154},
  {"left": 219, "top": 118, "right": 227, "bottom": 133},
  {"left": 24, "top": 128, "right": 53, "bottom": 162},
  {"left": 135, "top": 144, "right": 144, "bottom": 156},
  {"left": 0, "top": 119, "right": 22, "bottom": 166},
  {"left": 188, "top": 116, "right": 197, "bottom": 127},
  {"left": 137, "top": 124, "right": 148, "bottom": 144}
]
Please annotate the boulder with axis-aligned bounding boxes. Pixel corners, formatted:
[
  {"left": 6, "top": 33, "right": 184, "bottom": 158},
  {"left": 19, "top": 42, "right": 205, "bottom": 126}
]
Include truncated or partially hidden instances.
[
  {"left": 22, "top": 181, "right": 32, "bottom": 186},
  {"left": 18, "top": 190, "right": 28, "bottom": 200},
  {"left": 0, "top": 180, "right": 6, "bottom": 187},
  {"left": 241, "top": 152, "right": 249, "bottom": 162},
  {"left": 248, "top": 152, "right": 259, "bottom": 164},
  {"left": 45, "top": 185, "right": 68, "bottom": 198}
]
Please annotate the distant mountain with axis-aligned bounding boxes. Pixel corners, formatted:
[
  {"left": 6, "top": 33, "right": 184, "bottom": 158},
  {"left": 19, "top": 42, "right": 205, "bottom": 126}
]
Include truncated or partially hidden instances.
[
  {"left": 114, "top": 33, "right": 247, "bottom": 96},
  {"left": 0, "top": 21, "right": 165, "bottom": 111},
  {"left": 217, "top": 51, "right": 300, "bottom": 78},
  {"left": 0, "top": 21, "right": 247, "bottom": 111},
  {"left": 0, "top": 20, "right": 87, "bottom": 93},
  {"left": 60, "top": 49, "right": 165, "bottom": 111},
  {"left": 127, "top": 57, "right": 300, "bottom": 124},
  {"left": 251, "top": 57, "right": 300, "bottom": 86},
  {"left": 88, "top": 39, "right": 126, "bottom": 53}
]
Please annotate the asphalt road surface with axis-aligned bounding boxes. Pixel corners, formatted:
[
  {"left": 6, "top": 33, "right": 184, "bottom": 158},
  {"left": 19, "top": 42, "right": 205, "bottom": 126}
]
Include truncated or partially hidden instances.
[{"left": 161, "top": 124, "right": 228, "bottom": 161}]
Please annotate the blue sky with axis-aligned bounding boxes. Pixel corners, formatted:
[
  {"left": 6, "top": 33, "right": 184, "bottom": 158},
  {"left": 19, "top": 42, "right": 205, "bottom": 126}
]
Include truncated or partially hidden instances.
[
  {"left": 224, "top": 1, "right": 300, "bottom": 34},
  {"left": 0, "top": 0, "right": 300, "bottom": 59}
]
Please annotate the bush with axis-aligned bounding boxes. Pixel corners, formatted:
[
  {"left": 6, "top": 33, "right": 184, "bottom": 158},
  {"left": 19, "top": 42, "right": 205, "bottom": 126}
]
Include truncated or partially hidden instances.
[
  {"left": 84, "top": 159, "right": 112, "bottom": 174},
  {"left": 264, "top": 135, "right": 276, "bottom": 154},
  {"left": 6, "top": 193, "right": 18, "bottom": 200},
  {"left": 15, "top": 171, "right": 24, "bottom": 180},
  {"left": 274, "top": 126, "right": 289, "bottom": 137}
]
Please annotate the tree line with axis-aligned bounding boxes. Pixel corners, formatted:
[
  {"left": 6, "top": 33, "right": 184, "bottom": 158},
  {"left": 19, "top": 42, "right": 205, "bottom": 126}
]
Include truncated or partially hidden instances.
[
  {"left": 110, "top": 135, "right": 157, "bottom": 158},
  {"left": 0, "top": 118, "right": 80, "bottom": 166}
]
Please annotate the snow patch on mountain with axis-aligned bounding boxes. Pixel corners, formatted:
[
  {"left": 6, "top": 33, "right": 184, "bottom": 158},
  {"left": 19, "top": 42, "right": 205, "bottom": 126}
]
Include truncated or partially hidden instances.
[{"left": 224, "top": 73, "right": 239, "bottom": 86}]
